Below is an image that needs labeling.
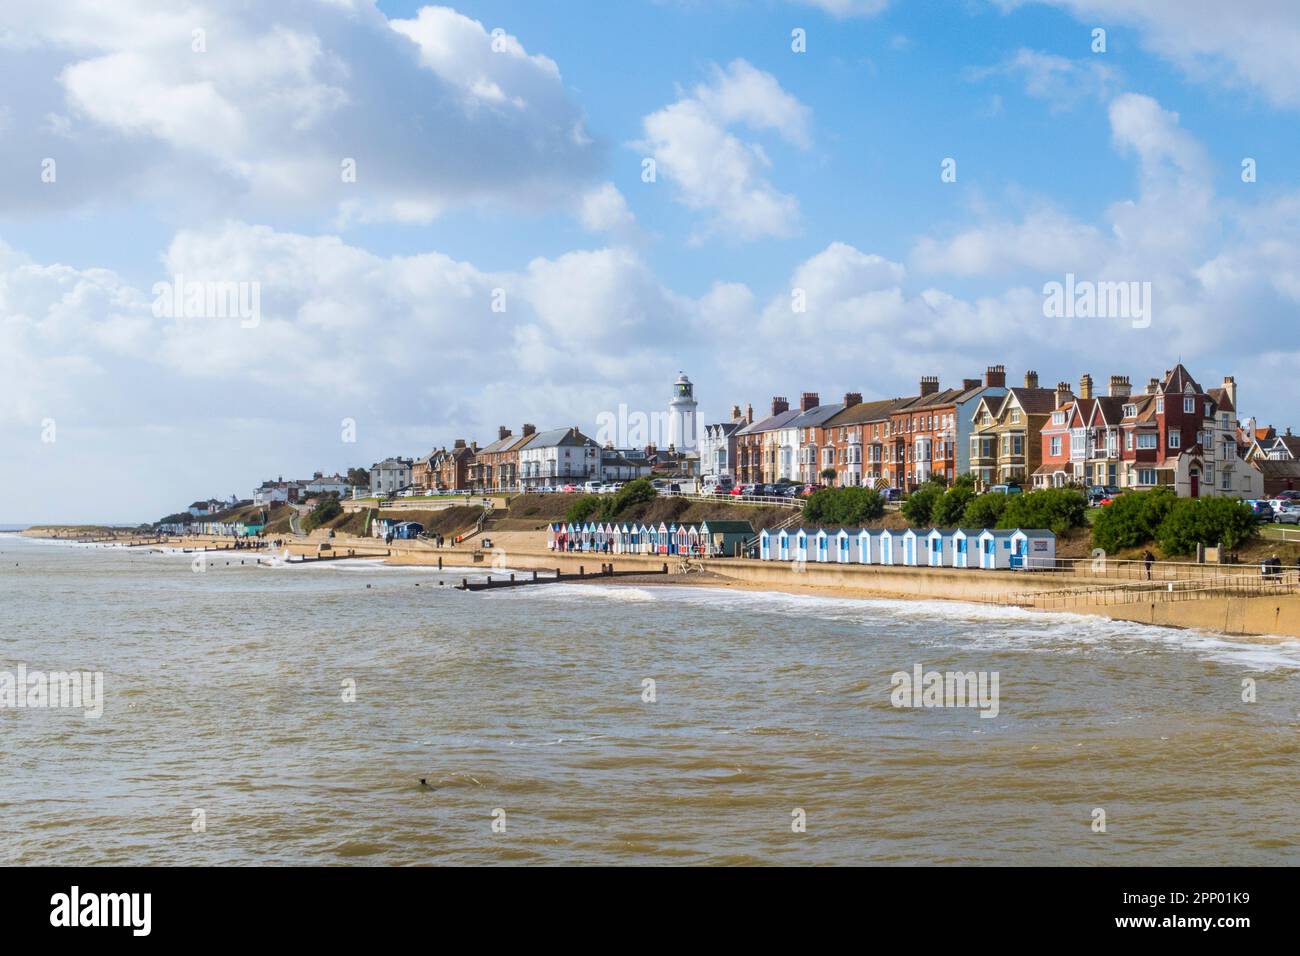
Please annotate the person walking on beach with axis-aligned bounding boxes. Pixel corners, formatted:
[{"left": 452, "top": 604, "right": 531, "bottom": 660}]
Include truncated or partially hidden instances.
[{"left": 1142, "top": 550, "right": 1155, "bottom": 581}]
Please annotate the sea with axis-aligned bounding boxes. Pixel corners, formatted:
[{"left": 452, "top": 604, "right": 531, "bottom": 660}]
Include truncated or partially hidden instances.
[{"left": 2, "top": 532, "right": 1298, "bottom": 865}]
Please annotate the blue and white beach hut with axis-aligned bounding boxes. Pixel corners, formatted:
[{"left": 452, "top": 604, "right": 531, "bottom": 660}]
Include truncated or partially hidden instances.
[
  {"left": 977, "top": 529, "right": 1015, "bottom": 569},
  {"left": 878, "top": 528, "right": 895, "bottom": 565},
  {"left": 814, "top": 528, "right": 831, "bottom": 562},
  {"left": 834, "top": 528, "right": 852, "bottom": 563},
  {"left": 926, "top": 528, "right": 954, "bottom": 567},
  {"left": 856, "top": 528, "right": 873, "bottom": 564},
  {"left": 653, "top": 521, "right": 667, "bottom": 554},
  {"left": 759, "top": 528, "right": 772, "bottom": 560},
  {"left": 900, "top": 528, "right": 923, "bottom": 566},
  {"left": 777, "top": 528, "right": 791, "bottom": 561},
  {"left": 1010, "top": 528, "right": 1056, "bottom": 570},
  {"left": 793, "top": 528, "right": 811, "bottom": 563},
  {"left": 952, "top": 528, "right": 979, "bottom": 568},
  {"left": 633, "top": 523, "right": 648, "bottom": 554}
]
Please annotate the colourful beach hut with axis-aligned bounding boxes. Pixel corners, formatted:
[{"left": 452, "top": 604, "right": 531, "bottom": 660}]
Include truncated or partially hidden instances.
[
  {"left": 1010, "top": 528, "right": 1056, "bottom": 570},
  {"left": 759, "top": 528, "right": 772, "bottom": 560},
  {"left": 952, "top": 528, "right": 978, "bottom": 568},
  {"left": 977, "top": 529, "right": 1015, "bottom": 569},
  {"left": 926, "top": 528, "right": 955, "bottom": 567},
  {"left": 900, "top": 528, "right": 923, "bottom": 566},
  {"left": 856, "top": 528, "right": 873, "bottom": 564},
  {"left": 814, "top": 528, "right": 831, "bottom": 562},
  {"left": 878, "top": 528, "right": 895, "bottom": 565},
  {"left": 777, "top": 529, "right": 791, "bottom": 561},
  {"left": 793, "top": 528, "right": 811, "bottom": 563},
  {"left": 657, "top": 522, "right": 671, "bottom": 555}
]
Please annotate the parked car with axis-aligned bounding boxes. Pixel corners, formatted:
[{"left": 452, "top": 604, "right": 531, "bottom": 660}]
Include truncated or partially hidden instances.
[
  {"left": 1087, "top": 484, "right": 1121, "bottom": 506},
  {"left": 1273, "top": 505, "right": 1300, "bottom": 524},
  {"left": 989, "top": 483, "right": 1023, "bottom": 496},
  {"left": 1244, "top": 499, "right": 1273, "bottom": 519},
  {"left": 881, "top": 487, "right": 902, "bottom": 503},
  {"left": 1277, "top": 490, "right": 1300, "bottom": 501}
]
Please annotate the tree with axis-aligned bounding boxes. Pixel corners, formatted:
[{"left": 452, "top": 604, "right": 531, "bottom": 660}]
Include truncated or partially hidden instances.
[
  {"left": 900, "top": 481, "right": 945, "bottom": 525},
  {"left": 932, "top": 475, "right": 978, "bottom": 526},
  {"left": 804, "top": 487, "right": 885, "bottom": 526},
  {"left": 346, "top": 467, "right": 370, "bottom": 488},
  {"left": 1156, "top": 497, "right": 1257, "bottom": 555},
  {"left": 303, "top": 494, "right": 343, "bottom": 532},
  {"left": 961, "top": 492, "right": 1008, "bottom": 528},
  {"left": 598, "top": 478, "right": 657, "bottom": 520},
  {"left": 1090, "top": 488, "right": 1176, "bottom": 553},
  {"left": 997, "top": 487, "right": 1088, "bottom": 535},
  {"left": 820, "top": 468, "right": 837, "bottom": 485}
]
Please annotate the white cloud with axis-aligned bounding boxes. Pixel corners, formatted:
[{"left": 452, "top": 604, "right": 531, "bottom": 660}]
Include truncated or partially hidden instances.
[
  {"left": 577, "top": 183, "right": 637, "bottom": 235},
  {"left": 636, "top": 59, "right": 810, "bottom": 241},
  {"left": 968, "top": 48, "right": 1117, "bottom": 111},
  {"left": 793, "top": 0, "right": 890, "bottom": 18}
]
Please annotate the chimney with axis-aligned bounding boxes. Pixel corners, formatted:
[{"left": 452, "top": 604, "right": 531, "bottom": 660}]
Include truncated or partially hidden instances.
[
  {"left": 470, "top": 441, "right": 477, "bottom": 452},
  {"left": 1079, "top": 373, "right": 1093, "bottom": 400},
  {"left": 1147, "top": 378, "right": 1160, "bottom": 395},
  {"left": 454, "top": 438, "right": 466, "bottom": 448},
  {"left": 522, "top": 423, "right": 536, "bottom": 436},
  {"left": 800, "top": 391, "right": 819, "bottom": 412},
  {"left": 771, "top": 396, "right": 789, "bottom": 415},
  {"left": 1024, "top": 370, "right": 1039, "bottom": 389},
  {"left": 498, "top": 425, "right": 510, "bottom": 441},
  {"left": 745, "top": 403, "right": 753, "bottom": 424},
  {"left": 1222, "top": 375, "right": 1236, "bottom": 410},
  {"left": 1054, "top": 382, "right": 1073, "bottom": 410},
  {"left": 731, "top": 404, "right": 742, "bottom": 421},
  {"left": 962, "top": 378, "right": 981, "bottom": 390},
  {"left": 1107, "top": 375, "right": 1131, "bottom": 398},
  {"left": 984, "top": 364, "right": 1006, "bottom": 388},
  {"left": 919, "top": 376, "right": 939, "bottom": 396},
  {"left": 843, "top": 392, "right": 862, "bottom": 408}
]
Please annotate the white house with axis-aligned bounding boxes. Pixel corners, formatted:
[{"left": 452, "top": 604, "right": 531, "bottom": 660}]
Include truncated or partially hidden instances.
[
  {"left": 369, "top": 458, "right": 413, "bottom": 496},
  {"left": 518, "top": 427, "right": 600, "bottom": 489}
]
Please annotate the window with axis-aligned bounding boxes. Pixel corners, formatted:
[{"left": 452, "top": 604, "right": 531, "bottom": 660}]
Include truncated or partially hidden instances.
[
  {"left": 1138, "top": 468, "right": 1157, "bottom": 485},
  {"left": 1052, "top": 412, "right": 1065, "bottom": 425},
  {"left": 1125, "top": 432, "right": 1134, "bottom": 450},
  {"left": 1222, "top": 472, "right": 1231, "bottom": 490},
  {"left": 1050, "top": 436, "right": 1062, "bottom": 456},
  {"left": 1204, "top": 401, "right": 1212, "bottom": 416},
  {"left": 1011, "top": 409, "right": 1021, "bottom": 425},
  {"left": 1156, "top": 398, "right": 1164, "bottom": 413},
  {"left": 1123, "top": 404, "right": 1137, "bottom": 418},
  {"left": 1184, "top": 397, "right": 1195, "bottom": 414},
  {"left": 1168, "top": 431, "right": 1181, "bottom": 449},
  {"left": 1137, "top": 433, "right": 1158, "bottom": 450}
]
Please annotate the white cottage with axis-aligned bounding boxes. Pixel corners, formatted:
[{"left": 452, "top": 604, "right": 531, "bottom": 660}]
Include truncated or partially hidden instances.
[
  {"left": 813, "top": 528, "right": 831, "bottom": 563},
  {"left": 793, "top": 528, "right": 812, "bottom": 563}
]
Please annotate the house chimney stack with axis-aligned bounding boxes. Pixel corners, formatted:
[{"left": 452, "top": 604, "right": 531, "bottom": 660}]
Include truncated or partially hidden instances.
[
  {"left": 730, "top": 404, "right": 742, "bottom": 421},
  {"left": 522, "top": 423, "right": 536, "bottom": 437},
  {"left": 745, "top": 403, "right": 753, "bottom": 424},
  {"left": 1108, "top": 375, "right": 1132, "bottom": 398},
  {"left": 1024, "top": 370, "right": 1039, "bottom": 389},
  {"left": 843, "top": 392, "right": 862, "bottom": 408},
  {"left": 920, "top": 376, "right": 940, "bottom": 396},
  {"left": 497, "top": 425, "right": 510, "bottom": 441},
  {"left": 1055, "top": 382, "right": 1073, "bottom": 409},
  {"left": 1079, "top": 373, "right": 1093, "bottom": 400},
  {"left": 962, "top": 378, "right": 981, "bottom": 390},
  {"left": 985, "top": 364, "right": 1006, "bottom": 388},
  {"left": 1222, "top": 375, "right": 1237, "bottom": 410},
  {"left": 771, "top": 396, "right": 790, "bottom": 415},
  {"left": 454, "top": 438, "right": 466, "bottom": 448},
  {"left": 1147, "top": 377, "right": 1160, "bottom": 395},
  {"left": 800, "top": 391, "right": 819, "bottom": 412}
]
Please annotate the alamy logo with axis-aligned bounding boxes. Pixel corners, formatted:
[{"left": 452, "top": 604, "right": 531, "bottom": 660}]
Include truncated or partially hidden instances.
[
  {"left": 152, "top": 273, "right": 261, "bottom": 328},
  {"left": 1042, "top": 272, "right": 1151, "bottom": 329},
  {"left": 890, "top": 663, "right": 999, "bottom": 718},
  {"left": 0, "top": 665, "right": 103, "bottom": 718},
  {"left": 50, "top": 886, "right": 151, "bottom": 936}
]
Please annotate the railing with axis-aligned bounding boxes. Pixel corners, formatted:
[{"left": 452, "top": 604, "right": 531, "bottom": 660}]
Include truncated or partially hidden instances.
[
  {"left": 660, "top": 490, "right": 804, "bottom": 510},
  {"left": 1003, "top": 571, "right": 1299, "bottom": 609}
]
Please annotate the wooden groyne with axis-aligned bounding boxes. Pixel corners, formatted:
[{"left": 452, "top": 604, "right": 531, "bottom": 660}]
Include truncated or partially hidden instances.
[{"left": 456, "top": 562, "right": 670, "bottom": 592}]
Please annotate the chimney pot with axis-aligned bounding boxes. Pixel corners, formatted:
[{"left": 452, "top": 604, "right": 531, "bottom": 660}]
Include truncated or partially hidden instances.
[
  {"left": 984, "top": 365, "right": 1006, "bottom": 388},
  {"left": 920, "top": 376, "right": 939, "bottom": 396},
  {"left": 498, "top": 425, "right": 510, "bottom": 441},
  {"left": 962, "top": 378, "right": 981, "bottom": 390},
  {"left": 843, "top": 392, "right": 862, "bottom": 408},
  {"left": 1079, "top": 373, "right": 1094, "bottom": 400},
  {"left": 800, "top": 391, "right": 819, "bottom": 412},
  {"left": 522, "top": 423, "right": 536, "bottom": 436},
  {"left": 1024, "top": 370, "right": 1039, "bottom": 389},
  {"left": 771, "top": 396, "right": 790, "bottom": 416}
]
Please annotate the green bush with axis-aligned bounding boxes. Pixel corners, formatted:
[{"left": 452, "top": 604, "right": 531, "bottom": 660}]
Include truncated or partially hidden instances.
[
  {"left": 303, "top": 494, "right": 342, "bottom": 532},
  {"left": 931, "top": 475, "right": 978, "bottom": 526},
  {"left": 997, "top": 487, "right": 1088, "bottom": 535},
  {"left": 961, "top": 492, "right": 1009, "bottom": 528},
  {"left": 598, "top": 477, "right": 656, "bottom": 520},
  {"left": 1090, "top": 488, "right": 1176, "bottom": 553},
  {"left": 1155, "top": 497, "right": 1257, "bottom": 555},
  {"left": 565, "top": 495, "right": 601, "bottom": 524},
  {"left": 803, "top": 486, "right": 885, "bottom": 526},
  {"left": 900, "top": 481, "right": 946, "bottom": 525}
]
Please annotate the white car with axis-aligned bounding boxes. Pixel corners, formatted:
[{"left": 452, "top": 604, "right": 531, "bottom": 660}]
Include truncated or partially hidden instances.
[
  {"left": 1273, "top": 505, "right": 1300, "bottom": 524},
  {"left": 582, "top": 481, "right": 601, "bottom": 494}
]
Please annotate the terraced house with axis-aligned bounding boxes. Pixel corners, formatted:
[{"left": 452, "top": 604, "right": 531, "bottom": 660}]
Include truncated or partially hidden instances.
[
  {"left": 471, "top": 424, "right": 535, "bottom": 491},
  {"left": 969, "top": 372, "right": 1057, "bottom": 488},
  {"left": 735, "top": 397, "right": 800, "bottom": 484},
  {"left": 814, "top": 395, "right": 906, "bottom": 488}
]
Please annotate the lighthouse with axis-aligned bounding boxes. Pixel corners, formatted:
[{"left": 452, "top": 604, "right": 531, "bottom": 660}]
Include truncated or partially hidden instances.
[{"left": 667, "top": 372, "right": 698, "bottom": 451}]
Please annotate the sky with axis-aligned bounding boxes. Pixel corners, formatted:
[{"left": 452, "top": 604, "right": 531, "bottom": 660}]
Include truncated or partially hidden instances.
[{"left": 3, "top": 0, "right": 1300, "bottom": 522}]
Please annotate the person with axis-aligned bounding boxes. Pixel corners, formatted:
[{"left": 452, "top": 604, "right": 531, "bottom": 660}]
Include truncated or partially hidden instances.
[{"left": 1142, "top": 549, "right": 1155, "bottom": 581}]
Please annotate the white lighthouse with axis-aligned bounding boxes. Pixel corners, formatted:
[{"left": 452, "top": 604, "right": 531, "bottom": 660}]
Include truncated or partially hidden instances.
[{"left": 667, "top": 372, "right": 698, "bottom": 451}]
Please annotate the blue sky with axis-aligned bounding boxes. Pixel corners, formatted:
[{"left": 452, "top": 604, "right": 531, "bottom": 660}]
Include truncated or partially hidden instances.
[{"left": 2, "top": 0, "right": 1300, "bottom": 522}]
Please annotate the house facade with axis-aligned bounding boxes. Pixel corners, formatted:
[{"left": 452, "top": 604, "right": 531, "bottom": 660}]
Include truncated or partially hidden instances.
[
  {"left": 816, "top": 396, "right": 908, "bottom": 488},
  {"left": 518, "top": 427, "right": 600, "bottom": 489},
  {"left": 969, "top": 374, "right": 1058, "bottom": 487},
  {"left": 369, "top": 458, "right": 413, "bottom": 496},
  {"left": 787, "top": 394, "right": 845, "bottom": 483},
  {"left": 735, "top": 398, "right": 800, "bottom": 484},
  {"left": 699, "top": 407, "right": 746, "bottom": 483},
  {"left": 471, "top": 424, "right": 536, "bottom": 491}
]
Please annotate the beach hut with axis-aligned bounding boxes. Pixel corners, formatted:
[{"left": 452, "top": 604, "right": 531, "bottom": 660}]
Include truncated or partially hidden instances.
[
  {"left": 952, "top": 528, "right": 979, "bottom": 568},
  {"left": 926, "top": 528, "right": 955, "bottom": 567},
  {"left": 834, "top": 528, "right": 852, "bottom": 563},
  {"left": 793, "top": 528, "right": 811, "bottom": 563},
  {"left": 656, "top": 522, "right": 671, "bottom": 555},
  {"left": 900, "top": 529, "right": 923, "bottom": 566},
  {"left": 1010, "top": 528, "right": 1056, "bottom": 570},
  {"left": 813, "top": 529, "right": 831, "bottom": 563},
  {"left": 759, "top": 528, "right": 772, "bottom": 560},
  {"left": 977, "top": 529, "right": 1015, "bottom": 570},
  {"left": 878, "top": 528, "right": 895, "bottom": 565},
  {"left": 547, "top": 522, "right": 560, "bottom": 549},
  {"left": 777, "top": 529, "right": 791, "bottom": 561},
  {"left": 856, "top": 528, "right": 873, "bottom": 564},
  {"left": 701, "top": 521, "right": 756, "bottom": 559}
]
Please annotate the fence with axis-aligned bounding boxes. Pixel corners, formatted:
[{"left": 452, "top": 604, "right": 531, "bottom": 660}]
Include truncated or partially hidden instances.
[{"left": 1002, "top": 570, "right": 1299, "bottom": 609}]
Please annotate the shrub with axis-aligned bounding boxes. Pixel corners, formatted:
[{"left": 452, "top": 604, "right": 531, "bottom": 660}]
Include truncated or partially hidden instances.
[
  {"left": 565, "top": 496, "right": 601, "bottom": 524},
  {"left": 598, "top": 478, "right": 657, "bottom": 520},
  {"left": 931, "top": 475, "right": 978, "bottom": 527},
  {"left": 997, "top": 487, "right": 1088, "bottom": 535},
  {"left": 303, "top": 495, "right": 342, "bottom": 532},
  {"left": 1155, "top": 497, "right": 1258, "bottom": 555},
  {"left": 961, "top": 492, "right": 1009, "bottom": 528},
  {"left": 900, "top": 481, "right": 946, "bottom": 526},
  {"left": 803, "top": 486, "right": 885, "bottom": 526},
  {"left": 1090, "top": 488, "right": 1176, "bottom": 553}
]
